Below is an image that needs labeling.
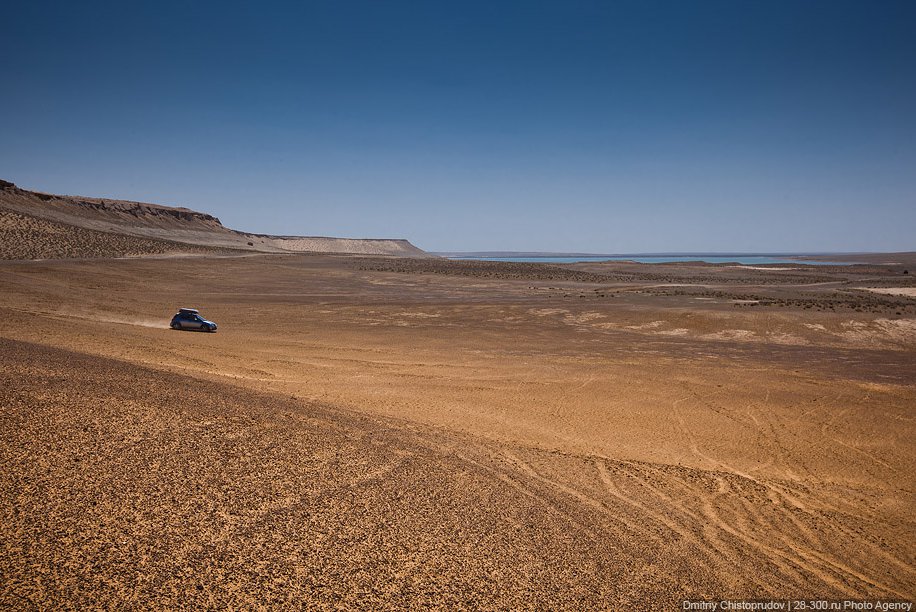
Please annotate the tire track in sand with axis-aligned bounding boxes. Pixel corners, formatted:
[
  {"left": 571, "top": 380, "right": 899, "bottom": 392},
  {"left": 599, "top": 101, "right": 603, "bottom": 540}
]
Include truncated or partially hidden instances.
[{"left": 671, "top": 392, "right": 910, "bottom": 597}]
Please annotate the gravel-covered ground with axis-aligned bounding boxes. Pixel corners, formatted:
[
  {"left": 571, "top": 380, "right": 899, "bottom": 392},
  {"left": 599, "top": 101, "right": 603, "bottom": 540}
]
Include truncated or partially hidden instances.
[{"left": 1, "top": 254, "right": 913, "bottom": 608}]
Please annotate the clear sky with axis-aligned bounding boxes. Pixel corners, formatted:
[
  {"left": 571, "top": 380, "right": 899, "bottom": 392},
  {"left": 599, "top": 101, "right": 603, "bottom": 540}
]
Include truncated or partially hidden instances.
[{"left": 2, "top": 1, "right": 914, "bottom": 253}]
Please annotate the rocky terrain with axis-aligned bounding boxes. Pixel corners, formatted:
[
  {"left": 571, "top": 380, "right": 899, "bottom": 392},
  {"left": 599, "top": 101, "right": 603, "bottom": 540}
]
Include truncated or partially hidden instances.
[
  {"left": 0, "top": 208, "right": 241, "bottom": 260},
  {"left": 0, "top": 180, "right": 429, "bottom": 259},
  {"left": 1, "top": 252, "right": 913, "bottom": 608},
  {"left": 1, "top": 179, "right": 914, "bottom": 608}
]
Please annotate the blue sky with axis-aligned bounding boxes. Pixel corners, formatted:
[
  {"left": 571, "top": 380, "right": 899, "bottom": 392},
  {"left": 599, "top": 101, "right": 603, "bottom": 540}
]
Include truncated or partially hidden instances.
[{"left": 2, "top": 1, "right": 914, "bottom": 252}]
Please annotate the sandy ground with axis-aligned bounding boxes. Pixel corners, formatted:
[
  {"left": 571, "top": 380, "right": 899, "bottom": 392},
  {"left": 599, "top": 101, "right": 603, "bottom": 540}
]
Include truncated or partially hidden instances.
[
  {"left": 1, "top": 254, "right": 914, "bottom": 608},
  {"left": 863, "top": 287, "right": 916, "bottom": 297}
]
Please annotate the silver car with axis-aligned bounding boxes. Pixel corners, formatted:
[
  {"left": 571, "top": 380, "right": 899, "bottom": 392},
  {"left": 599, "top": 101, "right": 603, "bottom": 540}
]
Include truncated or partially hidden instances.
[{"left": 170, "top": 308, "right": 218, "bottom": 332}]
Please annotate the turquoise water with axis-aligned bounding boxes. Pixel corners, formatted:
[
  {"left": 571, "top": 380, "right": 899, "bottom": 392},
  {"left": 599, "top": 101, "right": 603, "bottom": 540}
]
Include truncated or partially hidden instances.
[{"left": 451, "top": 256, "right": 857, "bottom": 265}]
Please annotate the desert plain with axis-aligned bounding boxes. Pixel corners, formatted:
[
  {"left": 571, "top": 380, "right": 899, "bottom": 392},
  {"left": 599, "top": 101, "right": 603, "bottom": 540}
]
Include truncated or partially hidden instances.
[{"left": 1, "top": 185, "right": 915, "bottom": 609}]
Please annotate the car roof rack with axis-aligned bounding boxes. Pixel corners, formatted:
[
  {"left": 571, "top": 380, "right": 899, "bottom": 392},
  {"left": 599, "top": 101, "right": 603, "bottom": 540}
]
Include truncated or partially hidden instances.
[{"left": 178, "top": 307, "right": 200, "bottom": 314}]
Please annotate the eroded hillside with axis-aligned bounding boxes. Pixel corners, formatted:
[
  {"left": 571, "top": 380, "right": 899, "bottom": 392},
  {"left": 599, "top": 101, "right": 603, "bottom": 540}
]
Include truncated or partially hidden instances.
[{"left": 0, "top": 180, "right": 429, "bottom": 258}]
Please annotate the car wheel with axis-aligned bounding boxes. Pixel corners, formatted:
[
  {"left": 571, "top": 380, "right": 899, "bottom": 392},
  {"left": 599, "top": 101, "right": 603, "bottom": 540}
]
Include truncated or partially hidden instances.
[{"left": 171, "top": 322, "right": 180, "bottom": 330}]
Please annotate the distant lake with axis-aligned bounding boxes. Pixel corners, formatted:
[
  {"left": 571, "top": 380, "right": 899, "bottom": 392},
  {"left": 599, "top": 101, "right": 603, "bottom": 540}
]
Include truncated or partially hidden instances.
[{"left": 450, "top": 256, "right": 858, "bottom": 265}]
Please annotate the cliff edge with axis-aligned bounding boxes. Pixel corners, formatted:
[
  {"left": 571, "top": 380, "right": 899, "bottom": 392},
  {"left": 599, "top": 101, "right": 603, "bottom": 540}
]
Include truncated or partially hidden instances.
[{"left": 0, "top": 180, "right": 430, "bottom": 259}]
